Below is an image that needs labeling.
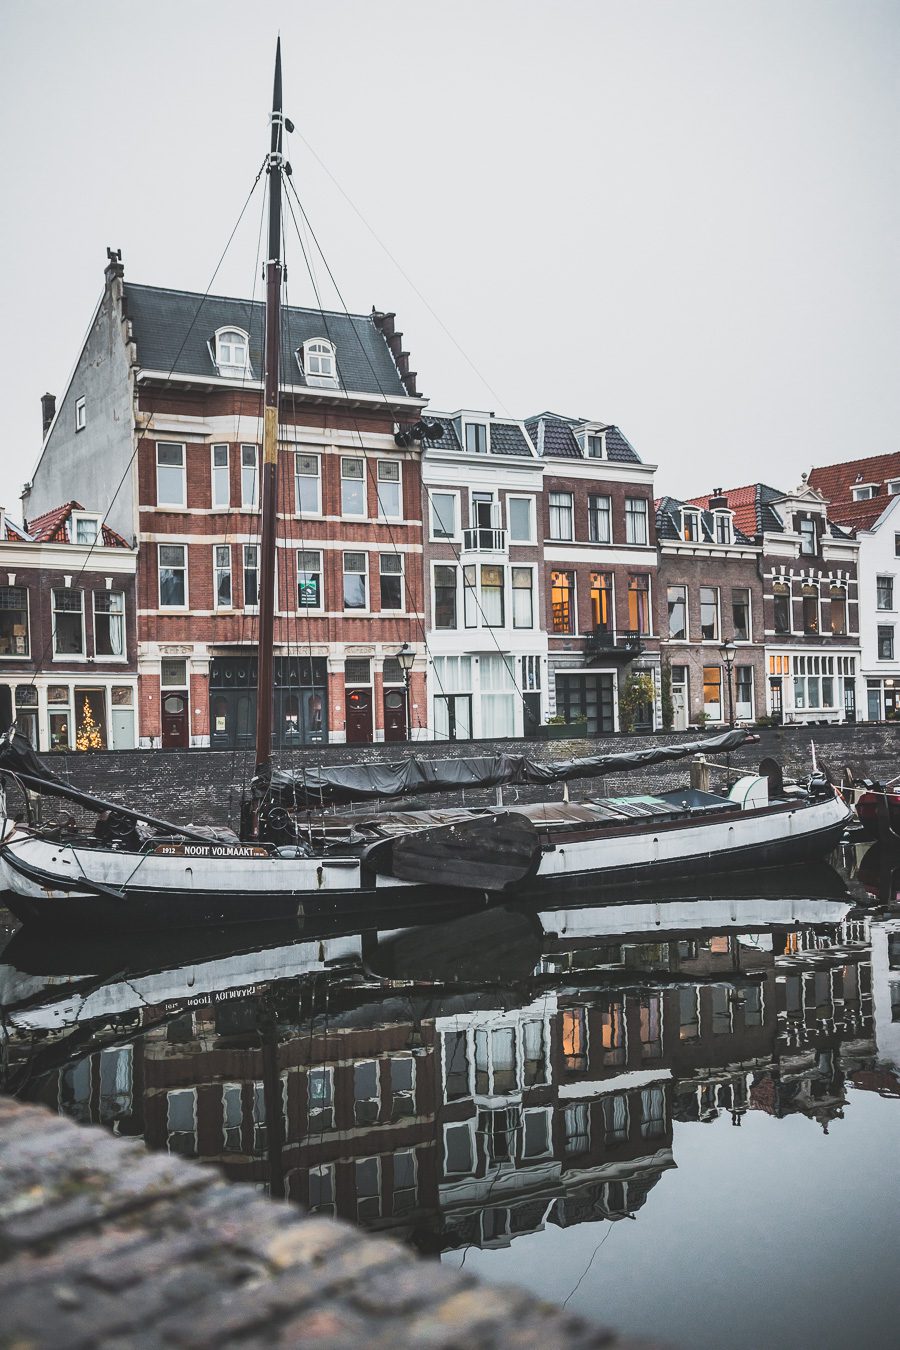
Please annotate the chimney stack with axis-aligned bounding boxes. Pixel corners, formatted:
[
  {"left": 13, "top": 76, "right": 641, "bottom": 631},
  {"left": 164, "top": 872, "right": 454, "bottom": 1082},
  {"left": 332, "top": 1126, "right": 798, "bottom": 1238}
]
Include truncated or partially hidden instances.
[
  {"left": 41, "top": 392, "right": 56, "bottom": 437},
  {"left": 708, "top": 488, "right": 728, "bottom": 510}
]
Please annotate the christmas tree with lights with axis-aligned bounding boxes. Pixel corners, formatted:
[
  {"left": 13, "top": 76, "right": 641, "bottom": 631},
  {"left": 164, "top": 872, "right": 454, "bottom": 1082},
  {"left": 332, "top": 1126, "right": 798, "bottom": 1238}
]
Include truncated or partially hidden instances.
[{"left": 75, "top": 697, "right": 103, "bottom": 751}]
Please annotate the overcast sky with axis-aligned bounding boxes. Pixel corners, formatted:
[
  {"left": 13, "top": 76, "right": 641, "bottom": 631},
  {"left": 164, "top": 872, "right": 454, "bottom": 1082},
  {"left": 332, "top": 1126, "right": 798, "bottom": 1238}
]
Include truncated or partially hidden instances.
[{"left": 1, "top": 0, "right": 897, "bottom": 521}]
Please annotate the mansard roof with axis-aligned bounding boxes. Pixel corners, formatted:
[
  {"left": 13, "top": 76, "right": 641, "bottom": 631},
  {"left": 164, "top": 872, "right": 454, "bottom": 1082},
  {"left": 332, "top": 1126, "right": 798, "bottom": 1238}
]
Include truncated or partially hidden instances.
[
  {"left": 423, "top": 415, "right": 536, "bottom": 457},
  {"left": 26, "top": 501, "right": 130, "bottom": 548},
  {"left": 808, "top": 451, "right": 900, "bottom": 532},
  {"left": 524, "top": 413, "right": 642, "bottom": 463},
  {"left": 123, "top": 284, "right": 413, "bottom": 398},
  {"left": 685, "top": 482, "right": 853, "bottom": 541},
  {"left": 655, "top": 495, "right": 755, "bottom": 545}
]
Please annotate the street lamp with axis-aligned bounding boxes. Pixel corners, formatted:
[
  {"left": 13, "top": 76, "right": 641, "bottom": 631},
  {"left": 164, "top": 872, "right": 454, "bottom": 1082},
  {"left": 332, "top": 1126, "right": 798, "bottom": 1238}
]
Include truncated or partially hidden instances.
[
  {"left": 719, "top": 637, "right": 737, "bottom": 727},
  {"left": 397, "top": 642, "right": 415, "bottom": 740}
]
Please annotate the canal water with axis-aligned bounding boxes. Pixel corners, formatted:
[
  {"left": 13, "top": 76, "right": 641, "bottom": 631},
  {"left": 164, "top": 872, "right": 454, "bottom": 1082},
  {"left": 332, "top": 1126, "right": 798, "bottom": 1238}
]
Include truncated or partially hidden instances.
[{"left": 1, "top": 855, "right": 898, "bottom": 1350}]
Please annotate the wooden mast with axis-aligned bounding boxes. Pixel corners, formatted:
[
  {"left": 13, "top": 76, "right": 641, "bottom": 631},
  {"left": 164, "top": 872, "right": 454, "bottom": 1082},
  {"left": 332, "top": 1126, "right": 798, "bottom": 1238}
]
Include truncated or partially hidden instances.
[{"left": 254, "top": 39, "right": 285, "bottom": 782}]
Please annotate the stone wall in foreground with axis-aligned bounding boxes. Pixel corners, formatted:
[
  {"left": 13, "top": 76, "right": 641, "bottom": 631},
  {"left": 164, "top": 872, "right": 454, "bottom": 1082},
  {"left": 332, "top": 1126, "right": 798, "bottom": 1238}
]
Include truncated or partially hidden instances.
[{"left": 17, "top": 723, "right": 899, "bottom": 829}]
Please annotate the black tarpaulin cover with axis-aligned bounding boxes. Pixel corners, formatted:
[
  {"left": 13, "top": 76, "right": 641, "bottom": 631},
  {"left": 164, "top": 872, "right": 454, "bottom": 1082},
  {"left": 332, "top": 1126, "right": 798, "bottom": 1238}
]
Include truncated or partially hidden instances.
[{"left": 258, "top": 728, "right": 754, "bottom": 807}]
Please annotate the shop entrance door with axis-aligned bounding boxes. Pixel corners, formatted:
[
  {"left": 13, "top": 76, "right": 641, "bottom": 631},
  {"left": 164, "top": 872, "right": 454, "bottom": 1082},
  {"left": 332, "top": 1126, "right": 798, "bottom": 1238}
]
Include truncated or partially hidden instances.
[
  {"left": 161, "top": 691, "right": 189, "bottom": 748},
  {"left": 383, "top": 688, "right": 407, "bottom": 741},
  {"left": 345, "top": 689, "right": 373, "bottom": 743}
]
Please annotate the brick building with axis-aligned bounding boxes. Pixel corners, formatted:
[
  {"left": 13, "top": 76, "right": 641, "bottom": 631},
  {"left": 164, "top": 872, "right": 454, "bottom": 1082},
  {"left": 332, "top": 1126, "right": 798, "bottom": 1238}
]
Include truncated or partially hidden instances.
[
  {"left": 808, "top": 452, "right": 900, "bottom": 720},
  {"left": 23, "top": 253, "right": 428, "bottom": 747},
  {"left": 656, "top": 492, "right": 765, "bottom": 727},
  {"left": 525, "top": 414, "right": 659, "bottom": 733},
  {"left": 0, "top": 501, "right": 137, "bottom": 751}
]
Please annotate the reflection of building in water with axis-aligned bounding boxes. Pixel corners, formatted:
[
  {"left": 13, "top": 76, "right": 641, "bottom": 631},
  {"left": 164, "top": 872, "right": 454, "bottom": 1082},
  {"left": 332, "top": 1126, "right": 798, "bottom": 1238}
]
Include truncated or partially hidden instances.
[{"left": 18, "top": 913, "right": 894, "bottom": 1254}]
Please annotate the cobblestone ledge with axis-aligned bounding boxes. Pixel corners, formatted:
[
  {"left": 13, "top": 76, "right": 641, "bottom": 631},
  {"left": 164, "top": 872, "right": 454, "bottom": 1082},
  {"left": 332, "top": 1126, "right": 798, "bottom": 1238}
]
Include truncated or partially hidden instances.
[{"left": 0, "top": 1097, "right": 660, "bottom": 1349}]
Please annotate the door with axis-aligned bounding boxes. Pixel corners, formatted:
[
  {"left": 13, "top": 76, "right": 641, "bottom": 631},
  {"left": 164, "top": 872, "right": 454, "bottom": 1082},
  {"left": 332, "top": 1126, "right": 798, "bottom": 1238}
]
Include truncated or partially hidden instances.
[
  {"left": 523, "top": 691, "right": 541, "bottom": 737},
  {"left": 383, "top": 688, "right": 407, "bottom": 741},
  {"left": 161, "top": 691, "right": 189, "bottom": 748},
  {"left": 769, "top": 677, "right": 783, "bottom": 723},
  {"left": 434, "top": 694, "right": 472, "bottom": 741},
  {"left": 845, "top": 679, "right": 858, "bottom": 723},
  {"left": 111, "top": 708, "right": 135, "bottom": 750},
  {"left": 345, "top": 688, "right": 373, "bottom": 744},
  {"left": 670, "top": 666, "right": 688, "bottom": 731}
]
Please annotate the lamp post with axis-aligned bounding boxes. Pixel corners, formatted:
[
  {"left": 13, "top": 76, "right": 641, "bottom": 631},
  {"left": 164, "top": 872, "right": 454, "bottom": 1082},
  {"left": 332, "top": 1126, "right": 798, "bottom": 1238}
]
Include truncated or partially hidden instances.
[
  {"left": 719, "top": 637, "right": 736, "bottom": 727},
  {"left": 397, "top": 642, "right": 415, "bottom": 741}
]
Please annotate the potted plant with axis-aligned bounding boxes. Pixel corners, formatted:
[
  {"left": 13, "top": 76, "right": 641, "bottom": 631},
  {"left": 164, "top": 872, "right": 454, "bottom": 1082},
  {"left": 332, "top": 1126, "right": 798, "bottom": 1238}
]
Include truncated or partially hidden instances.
[
  {"left": 538, "top": 714, "right": 589, "bottom": 741},
  {"left": 618, "top": 672, "right": 656, "bottom": 734}
]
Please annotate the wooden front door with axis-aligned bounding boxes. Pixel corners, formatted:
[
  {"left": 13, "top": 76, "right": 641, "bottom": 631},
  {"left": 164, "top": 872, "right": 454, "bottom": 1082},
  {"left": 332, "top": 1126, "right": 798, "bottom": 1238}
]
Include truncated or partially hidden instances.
[
  {"left": 161, "top": 691, "right": 190, "bottom": 748},
  {"left": 345, "top": 688, "right": 373, "bottom": 744},
  {"left": 383, "top": 687, "right": 407, "bottom": 742}
]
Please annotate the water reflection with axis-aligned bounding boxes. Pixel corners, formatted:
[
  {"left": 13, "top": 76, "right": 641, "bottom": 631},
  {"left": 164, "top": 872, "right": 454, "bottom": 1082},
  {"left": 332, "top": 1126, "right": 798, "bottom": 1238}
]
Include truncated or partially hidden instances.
[{"left": 1, "top": 872, "right": 898, "bottom": 1273}]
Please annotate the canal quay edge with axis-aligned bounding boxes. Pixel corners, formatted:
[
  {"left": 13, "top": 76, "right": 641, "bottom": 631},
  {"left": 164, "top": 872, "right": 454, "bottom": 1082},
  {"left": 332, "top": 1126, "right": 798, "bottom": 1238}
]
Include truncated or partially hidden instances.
[
  {"left": 25, "top": 723, "right": 900, "bottom": 827},
  {"left": 0, "top": 1096, "right": 654, "bottom": 1349}
]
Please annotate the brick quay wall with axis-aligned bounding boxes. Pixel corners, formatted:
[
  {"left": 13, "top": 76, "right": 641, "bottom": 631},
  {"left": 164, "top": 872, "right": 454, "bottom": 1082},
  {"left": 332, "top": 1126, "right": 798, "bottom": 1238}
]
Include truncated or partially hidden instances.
[{"left": 21, "top": 724, "right": 900, "bottom": 830}]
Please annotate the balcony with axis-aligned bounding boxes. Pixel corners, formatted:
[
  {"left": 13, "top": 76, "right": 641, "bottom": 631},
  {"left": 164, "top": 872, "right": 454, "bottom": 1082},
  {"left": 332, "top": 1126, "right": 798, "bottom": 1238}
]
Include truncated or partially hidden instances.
[
  {"left": 583, "top": 628, "right": 643, "bottom": 665},
  {"left": 462, "top": 526, "right": 507, "bottom": 553}
]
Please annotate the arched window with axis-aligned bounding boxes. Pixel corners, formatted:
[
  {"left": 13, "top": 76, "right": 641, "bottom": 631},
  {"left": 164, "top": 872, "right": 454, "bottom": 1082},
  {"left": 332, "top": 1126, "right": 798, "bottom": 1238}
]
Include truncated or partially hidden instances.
[
  {"left": 213, "top": 328, "right": 252, "bottom": 378},
  {"left": 301, "top": 338, "right": 338, "bottom": 388}
]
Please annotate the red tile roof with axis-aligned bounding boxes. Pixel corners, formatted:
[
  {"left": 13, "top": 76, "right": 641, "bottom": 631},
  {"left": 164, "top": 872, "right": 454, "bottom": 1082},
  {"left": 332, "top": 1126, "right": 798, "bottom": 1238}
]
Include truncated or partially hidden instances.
[
  {"left": 2, "top": 516, "right": 30, "bottom": 542},
  {"left": 25, "top": 501, "right": 130, "bottom": 548},
  {"left": 808, "top": 452, "right": 900, "bottom": 532}
]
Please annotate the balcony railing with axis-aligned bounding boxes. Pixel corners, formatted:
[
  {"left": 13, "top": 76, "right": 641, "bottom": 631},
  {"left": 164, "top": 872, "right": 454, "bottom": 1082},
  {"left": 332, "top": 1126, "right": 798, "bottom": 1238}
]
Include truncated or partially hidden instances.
[
  {"left": 462, "top": 526, "right": 507, "bottom": 553},
  {"left": 583, "top": 628, "right": 644, "bottom": 664}
]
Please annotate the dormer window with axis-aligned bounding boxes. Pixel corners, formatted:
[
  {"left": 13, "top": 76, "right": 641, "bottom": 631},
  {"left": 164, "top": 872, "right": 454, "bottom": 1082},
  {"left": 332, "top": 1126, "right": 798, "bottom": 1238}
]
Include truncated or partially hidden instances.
[
  {"left": 887, "top": 480, "right": 900, "bottom": 496},
  {"left": 464, "top": 423, "right": 488, "bottom": 454},
  {"left": 798, "top": 518, "right": 817, "bottom": 556},
  {"left": 300, "top": 338, "right": 339, "bottom": 388},
  {"left": 586, "top": 433, "right": 605, "bottom": 458},
  {"left": 681, "top": 509, "right": 700, "bottom": 542},
  {"left": 852, "top": 484, "right": 877, "bottom": 501},
  {"left": 714, "top": 513, "right": 732, "bottom": 544},
  {"left": 72, "top": 512, "right": 100, "bottom": 545},
  {"left": 213, "top": 328, "right": 252, "bottom": 378}
]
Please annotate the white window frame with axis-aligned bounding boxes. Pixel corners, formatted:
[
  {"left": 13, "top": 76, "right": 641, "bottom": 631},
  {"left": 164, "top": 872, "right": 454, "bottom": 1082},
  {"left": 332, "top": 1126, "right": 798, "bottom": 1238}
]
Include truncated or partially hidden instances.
[
  {"left": 876, "top": 575, "right": 895, "bottom": 612},
  {"left": 667, "top": 583, "right": 689, "bottom": 642},
  {"left": 211, "top": 444, "right": 230, "bottom": 509},
  {"left": 343, "top": 551, "right": 369, "bottom": 612},
  {"left": 732, "top": 586, "right": 752, "bottom": 642},
  {"left": 681, "top": 509, "right": 700, "bottom": 542},
  {"left": 714, "top": 512, "right": 732, "bottom": 544},
  {"left": 355, "top": 1154, "right": 382, "bottom": 1221},
  {"left": 93, "top": 590, "right": 126, "bottom": 661},
  {"left": 214, "top": 544, "right": 233, "bottom": 611},
  {"left": 156, "top": 442, "right": 186, "bottom": 508},
  {"left": 75, "top": 395, "right": 86, "bottom": 432},
  {"left": 240, "top": 444, "right": 259, "bottom": 509},
  {"left": 71, "top": 512, "right": 101, "bottom": 546},
  {"left": 296, "top": 549, "right": 323, "bottom": 612},
  {"left": 301, "top": 337, "right": 338, "bottom": 388},
  {"left": 429, "top": 489, "right": 460, "bottom": 541},
  {"left": 521, "top": 1106, "right": 554, "bottom": 1160},
  {"left": 735, "top": 664, "right": 755, "bottom": 721},
  {"left": 158, "top": 544, "right": 188, "bottom": 611},
  {"left": 442, "top": 1120, "right": 476, "bottom": 1177},
  {"left": 51, "top": 589, "right": 85, "bottom": 659},
  {"left": 888, "top": 480, "right": 900, "bottom": 496},
  {"left": 548, "top": 491, "right": 574, "bottom": 542},
  {"left": 375, "top": 459, "right": 403, "bottom": 521},
  {"left": 0, "top": 586, "right": 31, "bottom": 659},
  {"left": 242, "top": 544, "right": 259, "bottom": 613},
  {"left": 586, "top": 431, "right": 606, "bottom": 459},
  {"left": 464, "top": 421, "right": 489, "bottom": 454},
  {"left": 699, "top": 585, "right": 720, "bottom": 642},
  {"left": 506, "top": 494, "right": 535, "bottom": 544},
  {"left": 213, "top": 327, "right": 252, "bottom": 378},
  {"left": 588, "top": 494, "right": 613, "bottom": 544},
  {"left": 625, "top": 497, "right": 649, "bottom": 546},
  {"left": 379, "top": 553, "right": 404, "bottom": 611},
  {"left": 340, "top": 457, "right": 367, "bottom": 519},
  {"left": 852, "top": 484, "right": 876, "bottom": 501},
  {"left": 432, "top": 561, "right": 459, "bottom": 631},
  {"left": 294, "top": 451, "right": 322, "bottom": 516},
  {"left": 512, "top": 564, "right": 535, "bottom": 630}
]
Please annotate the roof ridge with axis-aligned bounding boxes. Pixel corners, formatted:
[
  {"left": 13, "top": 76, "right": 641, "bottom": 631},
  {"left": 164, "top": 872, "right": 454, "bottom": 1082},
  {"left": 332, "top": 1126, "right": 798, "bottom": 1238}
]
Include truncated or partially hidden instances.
[{"left": 125, "top": 282, "right": 372, "bottom": 324}]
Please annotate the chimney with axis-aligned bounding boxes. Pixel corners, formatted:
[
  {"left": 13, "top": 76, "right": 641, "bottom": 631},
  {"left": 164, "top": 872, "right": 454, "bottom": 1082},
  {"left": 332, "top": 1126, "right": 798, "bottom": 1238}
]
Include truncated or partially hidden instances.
[
  {"left": 41, "top": 392, "right": 56, "bottom": 437},
  {"left": 708, "top": 488, "right": 728, "bottom": 510},
  {"left": 105, "top": 245, "right": 124, "bottom": 286}
]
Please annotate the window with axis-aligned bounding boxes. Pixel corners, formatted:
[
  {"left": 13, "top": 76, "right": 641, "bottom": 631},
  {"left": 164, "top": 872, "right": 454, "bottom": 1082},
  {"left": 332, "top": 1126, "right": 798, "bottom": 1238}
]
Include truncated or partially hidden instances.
[
  {"left": 94, "top": 592, "right": 125, "bottom": 657},
  {"left": 161, "top": 658, "right": 187, "bottom": 688},
  {"left": 877, "top": 576, "right": 894, "bottom": 610},
  {"left": 641, "top": 1086, "right": 666, "bottom": 1139},
  {"left": 667, "top": 584, "right": 688, "bottom": 641},
  {"left": 714, "top": 513, "right": 732, "bottom": 544},
  {"left": 392, "top": 1150, "right": 417, "bottom": 1215},
  {"left": 640, "top": 994, "right": 663, "bottom": 1058},
  {"left": 507, "top": 496, "right": 534, "bottom": 542},
  {"left": 156, "top": 442, "right": 186, "bottom": 507},
  {"left": 679, "top": 987, "right": 700, "bottom": 1041},
  {"left": 736, "top": 666, "right": 754, "bottom": 720},
  {"left": 512, "top": 567, "right": 533, "bottom": 628},
  {"left": 625, "top": 497, "right": 649, "bottom": 545},
  {"left": 158, "top": 546, "right": 187, "bottom": 608},
  {"left": 243, "top": 545, "right": 259, "bottom": 609},
  {"left": 830, "top": 585, "right": 847, "bottom": 635},
  {"left": 307, "top": 1068, "right": 333, "bottom": 1132},
  {"left": 444, "top": 1122, "right": 474, "bottom": 1175},
  {"left": 549, "top": 491, "right": 573, "bottom": 541},
  {"left": 75, "top": 396, "right": 86, "bottom": 431},
  {"left": 628, "top": 575, "right": 651, "bottom": 634},
  {"left": 480, "top": 654, "right": 516, "bottom": 737},
  {"left": 73, "top": 514, "right": 99, "bottom": 544},
  {"left": 434, "top": 565, "right": 457, "bottom": 629},
  {"left": 703, "top": 665, "right": 722, "bottom": 719},
  {"left": 354, "top": 1061, "right": 380, "bottom": 1127},
  {"left": 302, "top": 338, "right": 337, "bottom": 387},
  {"left": 732, "top": 588, "right": 750, "bottom": 641},
  {"left": 240, "top": 444, "right": 259, "bottom": 508},
  {"left": 308, "top": 1165, "right": 335, "bottom": 1217},
  {"left": 563, "top": 1103, "right": 590, "bottom": 1157},
  {"left": 852, "top": 484, "right": 876, "bottom": 501},
  {"left": 562, "top": 1008, "right": 587, "bottom": 1071},
  {"left": 799, "top": 518, "right": 816, "bottom": 556},
  {"left": 711, "top": 987, "right": 732, "bottom": 1035},
  {"left": 341, "top": 458, "right": 365, "bottom": 516},
  {"left": 522, "top": 1020, "right": 546, "bottom": 1087},
  {"left": 343, "top": 552, "right": 368, "bottom": 609},
  {"left": 773, "top": 579, "right": 791, "bottom": 633},
  {"left": 213, "top": 545, "right": 232, "bottom": 609},
  {"left": 481, "top": 564, "right": 504, "bottom": 627},
  {"left": 603, "top": 1094, "right": 629, "bottom": 1146},
  {"left": 591, "top": 572, "right": 613, "bottom": 632},
  {"left": 297, "top": 550, "right": 322, "bottom": 609},
  {"left": 50, "top": 591, "right": 83, "bottom": 656},
  {"left": 551, "top": 570, "right": 575, "bottom": 634},
  {"left": 793, "top": 654, "right": 837, "bottom": 708},
  {"left": 214, "top": 328, "right": 251, "bottom": 377},
  {"left": 587, "top": 432, "right": 605, "bottom": 458},
  {"left": 601, "top": 998, "right": 625, "bottom": 1065},
  {"left": 390, "top": 1057, "right": 416, "bottom": 1121},
  {"left": 345, "top": 657, "right": 371, "bottom": 685},
  {"left": 211, "top": 444, "right": 230, "bottom": 508},
  {"left": 682, "top": 509, "right": 700, "bottom": 542},
  {"left": 222, "top": 1084, "right": 242, "bottom": 1152},
  {"left": 379, "top": 554, "right": 403, "bottom": 610},
  {"left": 588, "top": 495, "right": 612, "bottom": 544},
  {"left": 295, "top": 453, "right": 320, "bottom": 514},
  {"left": 522, "top": 1109, "right": 551, "bottom": 1159},
  {"left": 888, "top": 480, "right": 900, "bottom": 496},
  {"left": 251, "top": 1082, "right": 267, "bottom": 1152},
  {"left": 430, "top": 491, "right": 458, "bottom": 539},
  {"left": 166, "top": 1089, "right": 197, "bottom": 1157},
  {"left": 464, "top": 422, "right": 487, "bottom": 454},
  {"left": 802, "top": 583, "right": 819, "bottom": 634},
  {"left": 463, "top": 565, "right": 477, "bottom": 627},
  {"left": 700, "top": 586, "right": 719, "bottom": 641},
  {"left": 896, "top": 534, "right": 900, "bottom": 559},
  {"left": 0, "top": 587, "right": 29, "bottom": 656},
  {"left": 442, "top": 1031, "right": 470, "bottom": 1101},
  {"left": 878, "top": 625, "right": 894, "bottom": 660},
  {"left": 376, "top": 461, "right": 401, "bottom": 519}
]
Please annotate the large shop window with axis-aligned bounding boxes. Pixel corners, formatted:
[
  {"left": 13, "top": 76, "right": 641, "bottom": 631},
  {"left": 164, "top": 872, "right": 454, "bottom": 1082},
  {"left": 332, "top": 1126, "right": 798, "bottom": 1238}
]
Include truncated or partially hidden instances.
[
  {"left": 793, "top": 655, "right": 837, "bottom": 709},
  {"left": 0, "top": 587, "right": 29, "bottom": 656}
]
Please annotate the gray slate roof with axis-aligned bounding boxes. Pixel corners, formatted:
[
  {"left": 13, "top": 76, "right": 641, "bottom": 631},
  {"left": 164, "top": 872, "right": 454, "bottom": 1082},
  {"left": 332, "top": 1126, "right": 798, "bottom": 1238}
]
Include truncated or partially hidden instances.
[
  {"left": 655, "top": 495, "right": 755, "bottom": 545},
  {"left": 124, "top": 284, "right": 408, "bottom": 397},
  {"left": 524, "top": 413, "right": 642, "bottom": 463},
  {"left": 423, "top": 417, "right": 534, "bottom": 457}
]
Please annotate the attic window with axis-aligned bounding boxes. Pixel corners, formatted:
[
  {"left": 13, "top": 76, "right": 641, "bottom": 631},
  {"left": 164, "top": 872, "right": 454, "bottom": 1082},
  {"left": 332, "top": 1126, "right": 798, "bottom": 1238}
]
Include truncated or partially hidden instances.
[
  {"left": 681, "top": 509, "right": 700, "bottom": 542},
  {"left": 852, "top": 484, "right": 877, "bottom": 501},
  {"left": 464, "top": 423, "right": 488, "bottom": 454},
  {"left": 887, "top": 480, "right": 900, "bottom": 496},
  {"left": 301, "top": 339, "right": 338, "bottom": 388},
  {"left": 75, "top": 396, "right": 86, "bottom": 432},
  {"left": 214, "top": 328, "right": 252, "bottom": 378},
  {"left": 586, "top": 433, "right": 605, "bottom": 458},
  {"left": 72, "top": 513, "right": 100, "bottom": 545},
  {"left": 714, "top": 513, "right": 732, "bottom": 544}
]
